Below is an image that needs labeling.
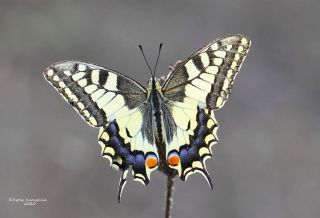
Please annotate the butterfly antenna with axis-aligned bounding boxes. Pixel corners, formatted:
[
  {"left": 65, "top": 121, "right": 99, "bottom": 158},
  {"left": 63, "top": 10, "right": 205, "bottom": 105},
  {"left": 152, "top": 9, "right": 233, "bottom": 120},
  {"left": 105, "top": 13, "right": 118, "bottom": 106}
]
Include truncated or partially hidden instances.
[
  {"left": 138, "top": 45, "right": 154, "bottom": 79},
  {"left": 153, "top": 43, "right": 163, "bottom": 77}
]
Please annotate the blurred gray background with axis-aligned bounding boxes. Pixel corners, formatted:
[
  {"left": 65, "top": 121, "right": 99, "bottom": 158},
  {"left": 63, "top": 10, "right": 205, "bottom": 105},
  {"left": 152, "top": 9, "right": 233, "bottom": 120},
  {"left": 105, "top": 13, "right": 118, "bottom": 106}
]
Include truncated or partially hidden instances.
[{"left": 1, "top": 0, "right": 319, "bottom": 217}]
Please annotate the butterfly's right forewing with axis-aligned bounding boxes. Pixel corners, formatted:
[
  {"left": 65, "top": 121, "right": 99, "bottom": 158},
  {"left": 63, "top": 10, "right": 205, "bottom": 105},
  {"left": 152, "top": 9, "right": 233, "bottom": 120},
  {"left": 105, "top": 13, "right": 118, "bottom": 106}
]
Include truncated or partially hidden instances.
[{"left": 162, "top": 35, "right": 251, "bottom": 110}]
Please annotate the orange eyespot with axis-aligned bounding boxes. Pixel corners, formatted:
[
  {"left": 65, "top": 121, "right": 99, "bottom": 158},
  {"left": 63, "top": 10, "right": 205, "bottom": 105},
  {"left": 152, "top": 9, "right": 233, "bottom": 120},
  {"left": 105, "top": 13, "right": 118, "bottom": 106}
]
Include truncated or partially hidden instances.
[
  {"left": 167, "top": 152, "right": 180, "bottom": 166},
  {"left": 146, "top": 155, "right": 158, "bottom": 169}
]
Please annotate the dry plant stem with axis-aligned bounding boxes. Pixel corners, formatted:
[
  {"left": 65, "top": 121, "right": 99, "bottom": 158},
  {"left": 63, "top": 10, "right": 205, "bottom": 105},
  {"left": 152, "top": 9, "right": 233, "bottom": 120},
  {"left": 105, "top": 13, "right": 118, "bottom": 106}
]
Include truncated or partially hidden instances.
[
  {"left": 155, "top": 140, "right": 177, "bottom": 218},
  {"left": 165, "top": 175, "right": 175, "bottom": 218}
]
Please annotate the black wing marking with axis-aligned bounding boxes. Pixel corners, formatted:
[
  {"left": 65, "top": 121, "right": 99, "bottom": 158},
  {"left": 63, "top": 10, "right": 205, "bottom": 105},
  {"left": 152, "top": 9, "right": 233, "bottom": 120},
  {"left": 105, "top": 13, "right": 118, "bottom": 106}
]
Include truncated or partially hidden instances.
[
  {"left": 162, "top": 34, "right": 251, "bottom": 110},
  {"left": 43, "top": 61, "right": 147, "bottom": 127}
]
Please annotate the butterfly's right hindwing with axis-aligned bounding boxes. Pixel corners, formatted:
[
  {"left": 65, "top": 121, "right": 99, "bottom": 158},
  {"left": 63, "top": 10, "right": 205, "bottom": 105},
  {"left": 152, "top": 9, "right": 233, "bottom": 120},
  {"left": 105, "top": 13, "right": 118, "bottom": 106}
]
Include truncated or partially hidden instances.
[{"left": 43, "top": 61, "right": 147, "bottom": 127}]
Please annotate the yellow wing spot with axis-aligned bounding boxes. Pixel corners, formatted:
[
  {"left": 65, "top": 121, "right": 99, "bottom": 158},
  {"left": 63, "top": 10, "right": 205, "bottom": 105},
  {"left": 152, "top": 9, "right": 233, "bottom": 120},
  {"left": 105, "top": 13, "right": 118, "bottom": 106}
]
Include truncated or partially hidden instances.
[
  {"left": 211, "top": 43, "right": 218, "bottom": 50},
  {"left": 241, "top": 37, "right": 248, "bottom": 45},
  {"left": 192, "top": 161, "right": 203, "bottom": 169},
  {"left": 82, "top": 110, "right": 90, "bottom": 118},
  {"left": 53, "top": 75, "right": 60, "bottom": 81},
  {"left": 207, "top": 119, "right": 214, "bottom": 128},
  {"left": 84, "top": 84, "right": 97, "bottom": 94},
  {"left": 185, "top": 84, "right": 207, "bottom": 103},
  {"left": 216, "top": 97, "right": 223, "bottom": 108},
  {"left": 46, "top": 69, "right": 54, "bottom": 76},
  {"left": 199, "top": 53, "right": 210, "bottom": 68},
  {"left": 103, "top": 95, "right": 125, "bottom": 116},
  {"left": 238, "top": 46, "right": 244, "bottom": 52},
  {"left": 185, "top": 60, "right": 200, "bottom": 79},
  {"left": 89, "top": 117, "right": 97, "bottom": 126},
  {"left": 205, "top": 134, "right": 215, "bottom": 144},
  {"left": 199, "top": 147, "right": 211, "bottom": 157},
  {"left": 78, "top": 64, "right": 87, "bottom": 71},
  {"left": 72, "top": 72, "right": 85, "bottom": 81},
  {"left": 192, "top": 78, "right": 212, "bottom": 92},
  {"left": 234, "top": 53, "right": 240, "bottom": 61},
  {"left": 58, "top": 81, "right": 66, "bottom": 88},
  {"left": 64, "top": 88, "right": 77, "bottom": 101},
  {"left": 91, "top": 70, "right": 100, "bottom": 84},
  {"left": 213, "top": 58, "right": 223, "bottom": 66},
  {"left": 96, "top": 92, "right": 115, "bottom": 109},
  {"left": 227, "top": 69, "right": 234, "bottom": 78},
  {"left": 63, "top": 70, "right": 72, "bottom": 76},
  {"left": 206, "top": 66, "right": 219, "bottom": 75},
  {"left": 231, "top": 61, "right": 238, "bottom": 70},
  {"left": 104, "top": 146, "right": 115, "bottom": 156},
  {"left": 91, "top": 89, "right": 105, "bottom": 101},
  {"left": 214, "top": 50, "right": 226, "bottom": 58},
  {"left": 77, "top": 102, "right": 85, "bottom": 110},
  {"left": 100, "top": 131, "right": 109, "bottom": 141},
  {"left": 200, "top": 73, "right": 215, "bottom": 83},
  {"left": 77, "top": 79, "right": 87, "bottom": 87},
  {"left": 103, "top": 73, "right": 118, "bottom": 91},
  {"left": 222, "top": 79, "right": 230, "bottom": 91}
]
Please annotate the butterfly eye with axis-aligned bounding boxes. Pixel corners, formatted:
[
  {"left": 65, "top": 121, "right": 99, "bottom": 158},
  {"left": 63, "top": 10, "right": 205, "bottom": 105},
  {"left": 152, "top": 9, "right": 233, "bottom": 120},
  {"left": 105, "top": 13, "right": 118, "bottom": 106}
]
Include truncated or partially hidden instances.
[
  {"left": 167, "top": 151, "right": 180, "bottom": 166},
  {"left": 145, "top": 153, "right": 158, "bottom": 169}
]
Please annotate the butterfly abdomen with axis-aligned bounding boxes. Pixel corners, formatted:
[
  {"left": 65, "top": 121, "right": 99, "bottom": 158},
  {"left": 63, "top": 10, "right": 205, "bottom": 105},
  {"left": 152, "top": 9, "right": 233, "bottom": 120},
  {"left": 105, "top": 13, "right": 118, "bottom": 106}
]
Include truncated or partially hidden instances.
[{"left": 149, "top": 87, "right": 165, "bottom": 143}]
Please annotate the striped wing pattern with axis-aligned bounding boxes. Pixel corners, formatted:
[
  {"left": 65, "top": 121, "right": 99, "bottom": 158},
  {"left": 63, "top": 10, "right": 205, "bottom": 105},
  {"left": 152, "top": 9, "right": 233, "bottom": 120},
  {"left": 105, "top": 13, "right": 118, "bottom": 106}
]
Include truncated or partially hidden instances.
[
  {"left": 163, "top": 35, "right": 251, "bottom": 183},
  {"left": 43, "top": 61, "right": 147, "bottom": 126},
  {"left": 43, "top": 34, "right": 251, "bottom": 200},
  {"left": 164, "top": 105, "right": 218, "bottom": 187},
  {"left": 98, "top": 108, "right": 159, "bottom": 201},
  {"left": 162, "top": 34, "right": 251, "bottom": 110},
  {"left": 44, "top": 61, "right": 159, "bottom": 201}
]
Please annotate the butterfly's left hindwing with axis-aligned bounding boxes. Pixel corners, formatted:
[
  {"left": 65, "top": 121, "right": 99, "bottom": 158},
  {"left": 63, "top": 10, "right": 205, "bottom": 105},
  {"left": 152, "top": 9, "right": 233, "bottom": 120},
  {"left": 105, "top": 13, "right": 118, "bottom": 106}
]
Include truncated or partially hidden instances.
[{"left": 98, "top": 106, "right": 159, "bottom": 201}]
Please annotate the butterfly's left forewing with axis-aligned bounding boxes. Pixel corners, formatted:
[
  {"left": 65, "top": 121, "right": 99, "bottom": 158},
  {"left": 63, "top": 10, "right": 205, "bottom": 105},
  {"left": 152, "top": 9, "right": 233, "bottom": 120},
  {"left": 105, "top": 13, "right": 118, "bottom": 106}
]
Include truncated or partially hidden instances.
[{"left": 44, "top": 61, "right": 158, "bottom": 201}]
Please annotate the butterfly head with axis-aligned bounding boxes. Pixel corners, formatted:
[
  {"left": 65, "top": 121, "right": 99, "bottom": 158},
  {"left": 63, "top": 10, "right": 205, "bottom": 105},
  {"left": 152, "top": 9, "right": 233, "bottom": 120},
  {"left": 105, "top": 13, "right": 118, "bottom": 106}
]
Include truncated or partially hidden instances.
[{"left": 147, "top": 78, "right": 161, "bottom": 92}]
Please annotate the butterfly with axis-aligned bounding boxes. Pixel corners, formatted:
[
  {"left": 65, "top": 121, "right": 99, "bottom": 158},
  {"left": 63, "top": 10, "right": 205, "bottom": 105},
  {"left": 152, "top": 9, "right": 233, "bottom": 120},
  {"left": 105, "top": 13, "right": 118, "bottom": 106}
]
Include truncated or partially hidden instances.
[{"left": 43, "top": 34, "right": 251, "bottom": 202}]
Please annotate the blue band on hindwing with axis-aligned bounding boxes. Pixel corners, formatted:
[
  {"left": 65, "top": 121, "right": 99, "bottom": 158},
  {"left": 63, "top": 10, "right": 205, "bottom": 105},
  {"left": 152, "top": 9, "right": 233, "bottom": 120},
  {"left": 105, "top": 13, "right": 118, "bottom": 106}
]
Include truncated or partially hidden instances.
[
  {"left": 177, "top": 108, "right": 217, "bottom": 184},
  {"left": 100, "top": 121, "right": 149, "bottom": 184}
]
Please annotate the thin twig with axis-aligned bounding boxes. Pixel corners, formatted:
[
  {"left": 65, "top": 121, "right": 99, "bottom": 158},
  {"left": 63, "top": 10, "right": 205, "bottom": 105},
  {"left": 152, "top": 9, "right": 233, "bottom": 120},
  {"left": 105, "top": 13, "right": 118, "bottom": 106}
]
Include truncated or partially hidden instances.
[{"left": 165, "top": 175, "right": 175, "bottom": 218}]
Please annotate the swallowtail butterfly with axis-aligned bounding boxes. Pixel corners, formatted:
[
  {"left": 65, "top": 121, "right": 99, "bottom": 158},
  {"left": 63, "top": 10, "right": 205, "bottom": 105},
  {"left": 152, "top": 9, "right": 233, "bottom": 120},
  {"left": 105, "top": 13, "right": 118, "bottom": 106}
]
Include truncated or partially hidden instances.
[{"left": 43, "top": 34, "right": 251, "bottom": 201}]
